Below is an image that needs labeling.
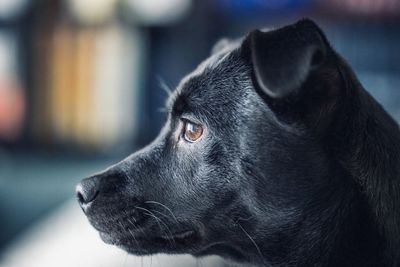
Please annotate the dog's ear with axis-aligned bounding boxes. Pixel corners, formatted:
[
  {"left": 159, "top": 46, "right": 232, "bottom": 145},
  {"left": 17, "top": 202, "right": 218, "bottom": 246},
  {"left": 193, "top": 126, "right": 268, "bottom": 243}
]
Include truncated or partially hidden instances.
[
  {"left": 243, "top": 19, "right": 341, "bottom": 129},
  {"left": 247, "top": 19, "right": 327, "bottom": 99}
]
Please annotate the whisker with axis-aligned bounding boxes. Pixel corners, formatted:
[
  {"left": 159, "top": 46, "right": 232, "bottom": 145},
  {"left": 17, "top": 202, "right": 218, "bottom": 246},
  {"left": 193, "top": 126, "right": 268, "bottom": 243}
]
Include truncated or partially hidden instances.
[
  {"left": 128, "top": 228, "right": 140, "bottom": 247},
  {"left": 122, "top": 252, "right": 128, "bottom": 267},
  {"left": 157, "top": 107, "right": 168, "bottom": 113},
  {"left": 156, "top": 255, "right": 162, "bottom": 267},
  {"left": 151, "top": 209, "right": 174, "bottom": 222},
  {"left": 236, "top": 222, "right": 265, "bottom": 263},
  {"left": 135, "top": 206, "right": 176, "bottom": 246},
  {"left": 157, "top": 76, "right": 173, "bottom": 96},
  {"left": 118, "top": 221, "right": 139, "bottom": 248},
  {"left": 123, "top": 211, "right": 147, "bottom": 236},
  {"left": 127, "top": 217, "right": 147, "bottom": 236},
  {"left": 236, "top": 215, "right": 255, "bottom": 222},
  {"left": 144, "top": 200, "right": 180, "bottom": 224}
]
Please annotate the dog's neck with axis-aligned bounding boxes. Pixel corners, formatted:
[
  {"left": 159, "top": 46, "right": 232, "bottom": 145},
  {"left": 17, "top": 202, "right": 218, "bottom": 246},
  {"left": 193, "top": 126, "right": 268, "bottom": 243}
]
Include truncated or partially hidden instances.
[
  {"left": 234, "top": 181, "right": 384, "bottom": 267},
  {"left": 242, "top": 160, "right": 388, "bottom": 267},
  {"left": 326, "top": 58, "right": 400, "bottom": 266}
]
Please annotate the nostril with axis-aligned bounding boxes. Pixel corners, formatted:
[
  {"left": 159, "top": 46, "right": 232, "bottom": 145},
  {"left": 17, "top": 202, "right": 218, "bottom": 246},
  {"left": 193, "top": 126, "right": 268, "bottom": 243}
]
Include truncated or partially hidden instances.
[
  {"left": 76, "top": 182, "right": 99, "bottom": 207},
  {"left": 76, "top": 170, "right": 122, "bottom": 210},
  {"left": 77, "top": 190, "right": 85, "bottom": 205}
]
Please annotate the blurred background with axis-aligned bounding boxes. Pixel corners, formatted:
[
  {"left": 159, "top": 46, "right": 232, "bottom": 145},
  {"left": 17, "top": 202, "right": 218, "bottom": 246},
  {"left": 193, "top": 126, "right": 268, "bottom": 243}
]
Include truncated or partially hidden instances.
[{"left": 0, "top": 0, "right": 399, "bottom": 266}]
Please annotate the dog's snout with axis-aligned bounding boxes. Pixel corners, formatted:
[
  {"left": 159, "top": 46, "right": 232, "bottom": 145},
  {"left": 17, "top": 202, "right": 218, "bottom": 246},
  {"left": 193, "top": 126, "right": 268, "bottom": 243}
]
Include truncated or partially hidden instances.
[
  {"left": 76, "top": 176, "right": 101, "bottom": 210},
  {"left": 76, "top": 169, "right": 128, "bottom": 212}
]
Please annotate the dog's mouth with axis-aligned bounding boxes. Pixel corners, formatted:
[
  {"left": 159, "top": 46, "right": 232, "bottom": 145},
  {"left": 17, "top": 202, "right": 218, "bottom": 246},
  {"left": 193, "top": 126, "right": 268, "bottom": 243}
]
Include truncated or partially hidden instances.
[
  {"left": 83, "top": 200, "right": 205, "bottom": 255},
  {"left": 97, "top": 224, "right": 201, "bottom": 254},
  {"left": 99, "top": 228, "right": 197, "bottom": 243}
]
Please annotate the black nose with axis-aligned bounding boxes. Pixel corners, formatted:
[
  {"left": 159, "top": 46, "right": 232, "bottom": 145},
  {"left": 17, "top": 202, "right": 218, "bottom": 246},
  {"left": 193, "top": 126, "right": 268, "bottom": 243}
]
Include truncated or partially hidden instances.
[{"left": 76, "top": 176, "right": 101, "bottom": 210}]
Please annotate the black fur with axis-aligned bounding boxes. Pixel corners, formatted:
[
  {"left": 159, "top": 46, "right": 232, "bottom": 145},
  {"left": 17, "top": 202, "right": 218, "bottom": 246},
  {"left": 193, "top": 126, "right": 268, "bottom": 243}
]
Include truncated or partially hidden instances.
[{"left": 76, "top": 19, "right": 400, "bottom": 267}]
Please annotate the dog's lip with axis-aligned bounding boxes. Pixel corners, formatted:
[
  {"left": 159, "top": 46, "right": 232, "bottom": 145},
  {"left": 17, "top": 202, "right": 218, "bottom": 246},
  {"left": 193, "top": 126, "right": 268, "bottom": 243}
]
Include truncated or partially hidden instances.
[
  {"left": 99, "top": 231, "right": 115, "bottom": 244},
  {"left": 160, "top": 229, "right": 196, "bottom": 240},
  {"left": 98, "top": 227, "right": 198, "bottom": 246}
]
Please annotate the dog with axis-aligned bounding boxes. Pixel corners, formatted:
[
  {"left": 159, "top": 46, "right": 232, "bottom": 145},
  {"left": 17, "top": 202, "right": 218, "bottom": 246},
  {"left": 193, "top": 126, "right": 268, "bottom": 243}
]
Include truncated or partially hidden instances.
[{"left": 76, "top": 19, "right": 400, "bottom": 267}]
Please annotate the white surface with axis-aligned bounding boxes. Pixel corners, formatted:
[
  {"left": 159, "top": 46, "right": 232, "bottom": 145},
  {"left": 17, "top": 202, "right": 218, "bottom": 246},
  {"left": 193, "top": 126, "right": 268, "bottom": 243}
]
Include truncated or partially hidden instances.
[{"left": 0, "top": 200, "right": 226, "bottom": 267}]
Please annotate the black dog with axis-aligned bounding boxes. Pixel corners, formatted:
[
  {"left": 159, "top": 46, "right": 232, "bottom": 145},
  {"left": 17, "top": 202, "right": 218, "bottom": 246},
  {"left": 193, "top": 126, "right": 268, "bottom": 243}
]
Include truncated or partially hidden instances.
[{"left": 76, "top": 19, "right": 400, "bottom": 267}]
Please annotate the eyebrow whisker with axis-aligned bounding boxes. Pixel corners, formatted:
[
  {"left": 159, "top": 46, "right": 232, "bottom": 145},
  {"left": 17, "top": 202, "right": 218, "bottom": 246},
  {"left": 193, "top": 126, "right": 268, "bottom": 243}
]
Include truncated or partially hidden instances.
[
  {"left": 157, "top": 107, "right": 168, "bottom": 113},
  {"left": 157, "top": 76, "right": 173, "bottom": 97}
]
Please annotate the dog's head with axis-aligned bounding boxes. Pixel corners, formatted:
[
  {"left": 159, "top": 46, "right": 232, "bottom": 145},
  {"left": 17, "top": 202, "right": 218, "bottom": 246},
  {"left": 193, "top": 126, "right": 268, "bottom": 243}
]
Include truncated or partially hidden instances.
[{"left": 76, "top": 19, "right": 370, "bottom": 264}]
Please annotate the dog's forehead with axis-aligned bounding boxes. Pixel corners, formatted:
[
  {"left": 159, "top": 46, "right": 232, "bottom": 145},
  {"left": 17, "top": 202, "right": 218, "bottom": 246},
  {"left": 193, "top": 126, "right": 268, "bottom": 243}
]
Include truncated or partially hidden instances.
[
  {"left": 167, "top": 40, "right": 250, "bottom": 113},
  {"left": 180, "top": 40, "right": 241, "bottom": 88}
]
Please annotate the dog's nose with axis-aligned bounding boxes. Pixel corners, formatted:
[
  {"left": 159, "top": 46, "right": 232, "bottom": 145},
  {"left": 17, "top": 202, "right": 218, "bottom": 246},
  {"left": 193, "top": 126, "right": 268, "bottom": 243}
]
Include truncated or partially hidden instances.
[{"left": 76, "top": 176, "right": 101, "bottom": 210}]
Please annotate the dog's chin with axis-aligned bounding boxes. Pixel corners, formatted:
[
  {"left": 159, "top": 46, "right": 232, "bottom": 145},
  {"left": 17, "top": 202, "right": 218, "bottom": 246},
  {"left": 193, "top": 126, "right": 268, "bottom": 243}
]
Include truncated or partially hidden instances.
[{"left": 98, "top": 227, "right": 202, "bottom": 255}]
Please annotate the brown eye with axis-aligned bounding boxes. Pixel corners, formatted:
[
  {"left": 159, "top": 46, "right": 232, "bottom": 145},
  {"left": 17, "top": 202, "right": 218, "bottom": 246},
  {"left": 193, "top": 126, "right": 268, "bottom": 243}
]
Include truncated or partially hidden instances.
[{"left": 183, "top": 121, "right": 203, "bottom": 142}]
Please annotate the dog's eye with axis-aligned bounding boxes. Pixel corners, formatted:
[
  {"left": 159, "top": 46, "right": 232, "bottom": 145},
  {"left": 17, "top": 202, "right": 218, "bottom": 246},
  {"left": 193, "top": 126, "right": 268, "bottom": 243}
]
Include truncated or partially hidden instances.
[{"left": 183, "top": 121, "right": 203, "bottom": 142}]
